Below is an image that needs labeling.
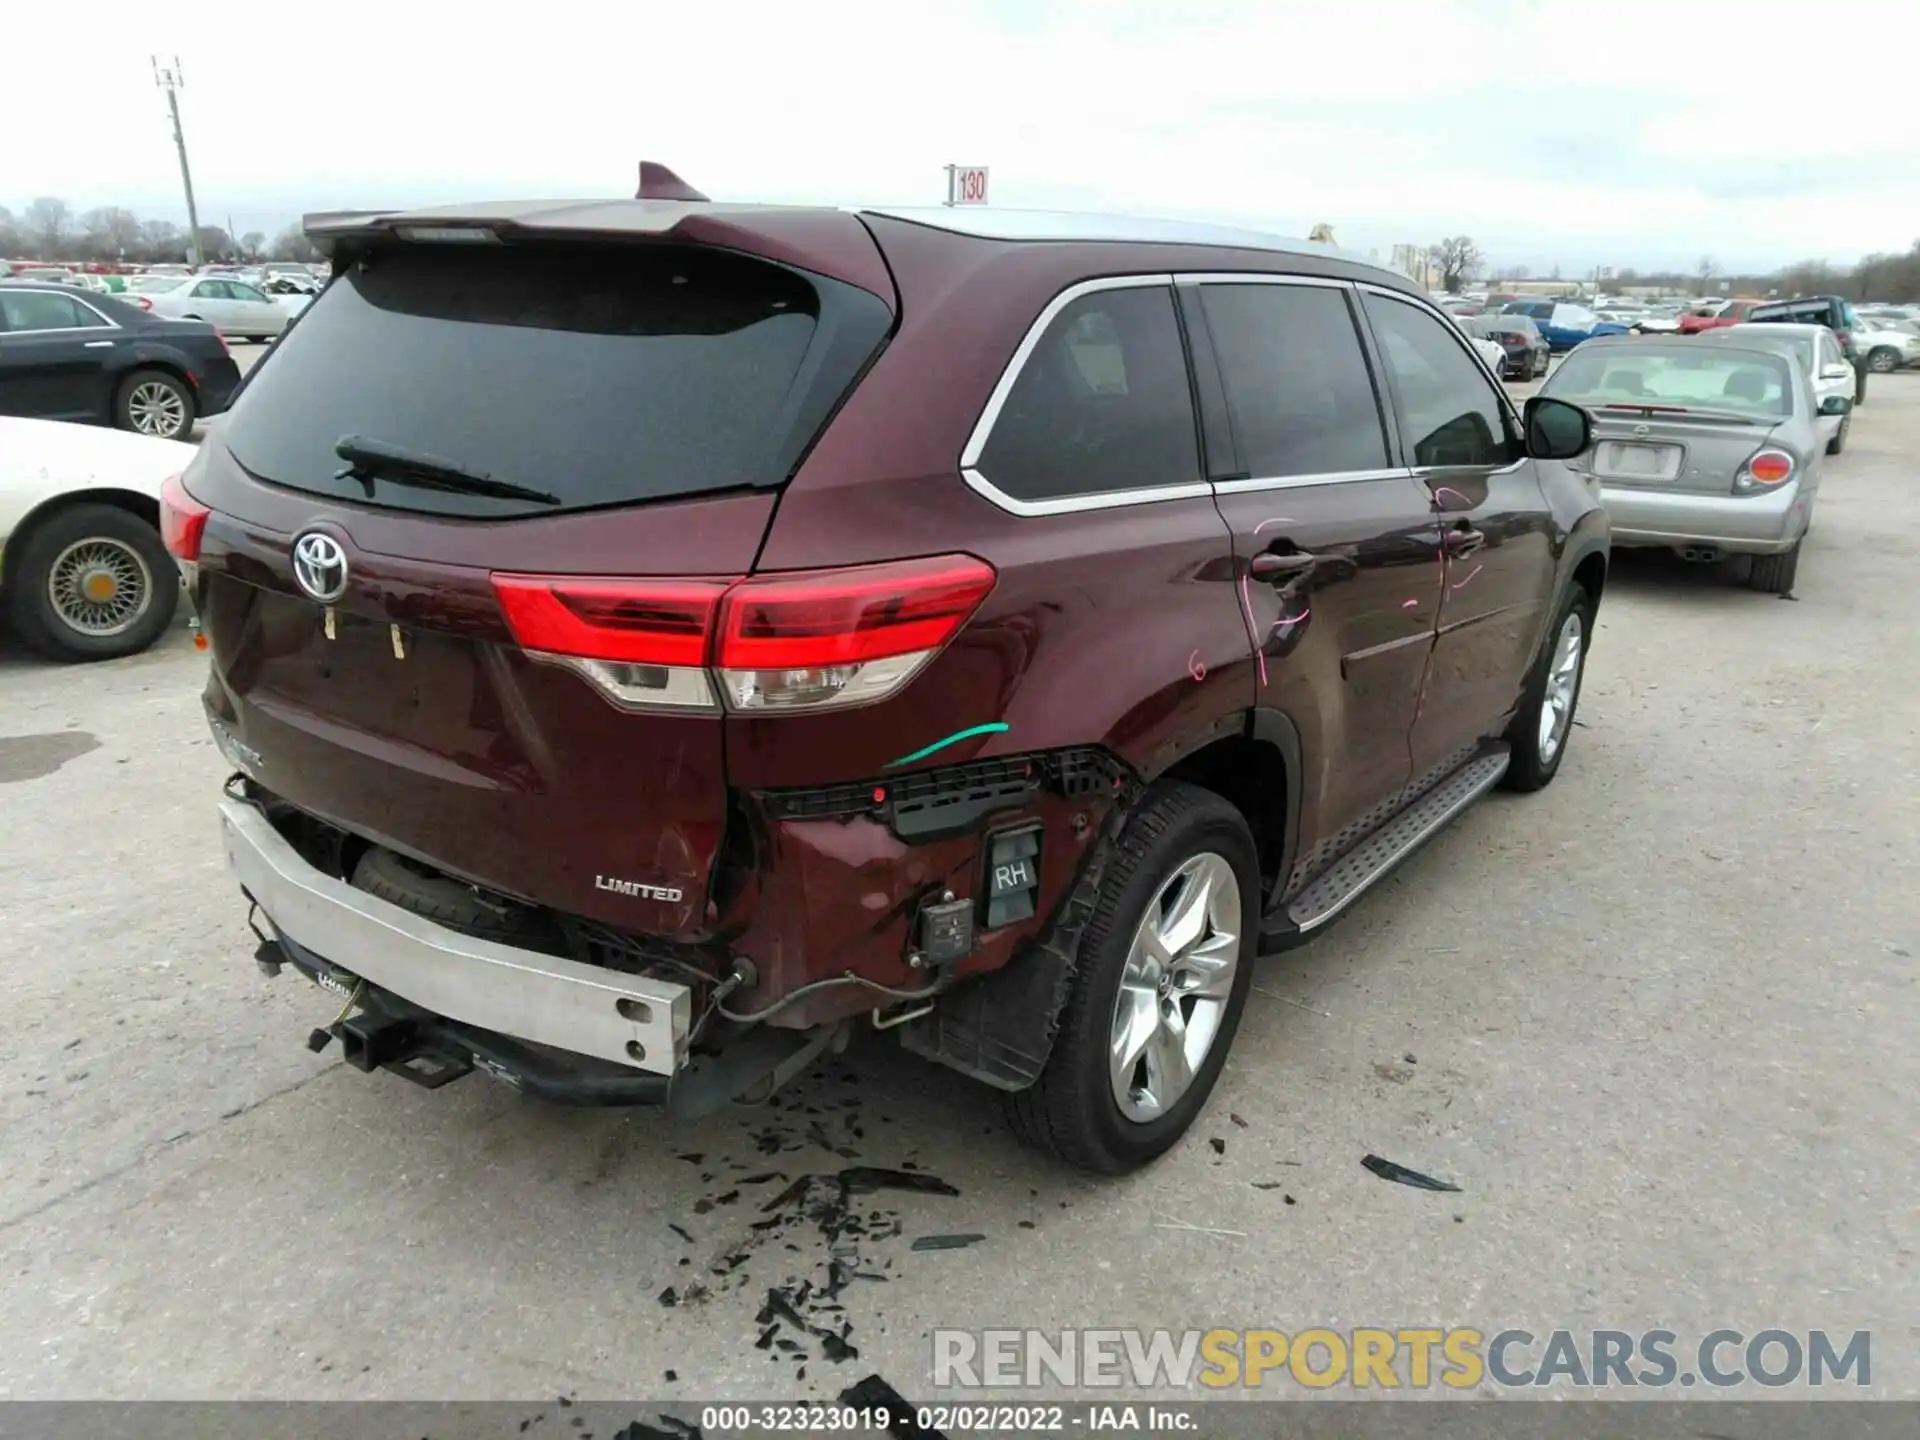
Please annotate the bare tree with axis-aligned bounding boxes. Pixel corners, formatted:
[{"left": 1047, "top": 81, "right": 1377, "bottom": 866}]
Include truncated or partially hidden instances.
[
  {"left": 1430, "top": 236, "right": 1485, "bottom": 294},
  {"left": 268, "top": 223, "right": 317, "bottom": 261},
  {"left": 0, "top": 205, "right": 17, "bottom": 257},
  {"left": 24, "top": 197, "right": 74, "bottom": 258},
  {"left": 1696, "top": 255, "right": 1720, "bottom": 291},
  {"left": 138, "top": 218, "right": 185, "bottom": 262},
  {"left": 80, "top": 206, "right": 144, "bottom": 261},
  {"left": 240, "top": 231, "right": 266, "bottom": 261},
  {"left": 195, "top": 225, "right": 235, "bottom": 262}
]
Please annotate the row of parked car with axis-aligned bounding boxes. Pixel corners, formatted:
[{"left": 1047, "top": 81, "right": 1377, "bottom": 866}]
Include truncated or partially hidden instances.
[{"left": 1448, "top": 290, "right": 1920, "bottom": 397}]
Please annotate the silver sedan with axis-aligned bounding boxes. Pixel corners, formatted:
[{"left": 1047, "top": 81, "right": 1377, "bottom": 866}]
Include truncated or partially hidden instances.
[{"left": 1539, "top": 335, "right": 1840, "bottom": 594}]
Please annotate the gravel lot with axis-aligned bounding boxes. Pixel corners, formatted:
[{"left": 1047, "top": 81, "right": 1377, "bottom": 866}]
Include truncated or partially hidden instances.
[{"left": 2, "top": 374, "right": 1916, "bottom": 1405}]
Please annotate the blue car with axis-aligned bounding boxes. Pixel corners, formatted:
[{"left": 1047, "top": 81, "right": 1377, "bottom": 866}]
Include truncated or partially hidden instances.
[{"left": 1501, "top": 300, "right": 1631, "bottom": 352}]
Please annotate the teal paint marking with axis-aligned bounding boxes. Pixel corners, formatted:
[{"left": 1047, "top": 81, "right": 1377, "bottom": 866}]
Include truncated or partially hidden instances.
[{"left": 884, "top": 722, "right": 1010, "bottom": 769}]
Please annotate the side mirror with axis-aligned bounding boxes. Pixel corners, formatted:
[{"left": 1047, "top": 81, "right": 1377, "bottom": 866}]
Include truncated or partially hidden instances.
[
  {"left": 1819, "top": 395, "right": 1852, "bottom": 417},
  {"left": 1523, "top": 396, "right": 1592, "bottom": 461}
]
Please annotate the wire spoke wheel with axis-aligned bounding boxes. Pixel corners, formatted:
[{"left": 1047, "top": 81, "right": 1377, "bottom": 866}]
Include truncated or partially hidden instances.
[{"left": 47, "top": 537, "right": 152, "bottom": 637}]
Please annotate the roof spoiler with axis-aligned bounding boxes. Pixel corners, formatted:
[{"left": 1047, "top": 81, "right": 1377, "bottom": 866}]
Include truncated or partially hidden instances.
[{"left": 637, "top": 162, "right": 708, "bottom": 202}]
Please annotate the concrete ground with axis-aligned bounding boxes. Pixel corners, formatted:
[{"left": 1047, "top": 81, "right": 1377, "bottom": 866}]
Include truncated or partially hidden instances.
[{"left": 2, "top": 373, "right": 1916, "bottom": 1407}]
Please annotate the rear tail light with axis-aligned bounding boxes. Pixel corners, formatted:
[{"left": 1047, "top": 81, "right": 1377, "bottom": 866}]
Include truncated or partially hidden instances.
[
  {"left": 1735, "top": 448, "right": 1795, "bottom": 492},
  {"left": 492, "top": 575, "right": 728, "bottom": 711},
  {"left": 491, "top": 555, "right": 996, "bottom": 714},
  {"left": 716, "top": 556, "right": 996, "bottom": 712},
  {"left": 133, "top": 296, "right": 153, "bottom": 311},
  {"left": 159, "top": 473, "right": 211, "bottom": 562}
]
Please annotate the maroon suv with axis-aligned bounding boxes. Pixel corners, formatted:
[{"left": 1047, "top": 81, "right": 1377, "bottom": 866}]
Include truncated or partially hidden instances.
[{"left": 165, "top": 169, "right": 1608, "bottom": 1173}]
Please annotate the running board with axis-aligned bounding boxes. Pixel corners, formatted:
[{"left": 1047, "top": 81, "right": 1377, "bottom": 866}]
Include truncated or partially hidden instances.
[{"left": 1285, "top": 746, "right": 1511, "bottom": 935}]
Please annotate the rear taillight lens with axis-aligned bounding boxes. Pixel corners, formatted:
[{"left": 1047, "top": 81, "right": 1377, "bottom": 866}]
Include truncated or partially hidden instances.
[
  {"left": 490, "top": 555, "right": 996, "bottom": 715},
  {"left": 491, "top": 576, "right": 726, "bottom": 666},
  {"left": 134, "top": 296, "right": 153, "bottom": 311},
  {"left": 1735, "top": 449, "right": 1795, "bottom": 492},
  {"left": 716, "top": 555, "right": 996, "bottom": 712},
  {"left": 492, "top": 575, "right": 729, "bottom": 712},
  {"left": 159, "top": 473, "right": 210, "bottom": 562}
]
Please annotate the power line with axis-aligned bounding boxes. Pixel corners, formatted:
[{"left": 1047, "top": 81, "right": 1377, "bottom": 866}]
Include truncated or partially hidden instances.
[{"left": 152, "top": 56, "right": 205, "bottom": 269}]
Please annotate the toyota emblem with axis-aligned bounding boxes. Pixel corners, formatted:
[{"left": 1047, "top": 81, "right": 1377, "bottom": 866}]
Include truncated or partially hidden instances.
[{"left": 291, "top": 531, "right": 349, "bottom": 603}]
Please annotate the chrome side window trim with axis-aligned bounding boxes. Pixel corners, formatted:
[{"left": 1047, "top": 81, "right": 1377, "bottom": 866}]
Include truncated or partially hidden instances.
[
  {"left": 1215, "top": 467, "right": 1416, "bottom": 494},
  {"left": 960, "top": 274, "right": 1191, "bottom": 517},
  {"left": 962, "top": 271, "right": 1486, "bottom": 518},
  {"left": 1176, "top": 271, "right": 1351, "bottom": 290},
  {"left": 958, "top": 472, "right": 1216, "bottom": 517},
  {"left": 959, "top": 272, "right": 1174, "bottom": 472}
]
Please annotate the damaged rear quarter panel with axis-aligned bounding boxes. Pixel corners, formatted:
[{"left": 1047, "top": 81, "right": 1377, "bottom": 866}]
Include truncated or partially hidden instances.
[{"left": 719, "top": 790, "right": 1116, "bottom": 1029}]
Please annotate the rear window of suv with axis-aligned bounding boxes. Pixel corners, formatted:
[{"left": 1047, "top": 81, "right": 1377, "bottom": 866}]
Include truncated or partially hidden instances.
[{"left": 219, "top": 241, "right": 890, "bottom": 517}]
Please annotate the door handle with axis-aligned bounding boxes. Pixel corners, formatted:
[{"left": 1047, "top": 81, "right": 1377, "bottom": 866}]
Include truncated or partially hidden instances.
[
  {"left": 83, "top": 340, "right": 115, "bottom": 349},
  {"left": 1444, "top": 527, "right": 1485, "bottom": 558},
  {"left": 1249, "top": 550, "right": 1317, "bottom": 581}
]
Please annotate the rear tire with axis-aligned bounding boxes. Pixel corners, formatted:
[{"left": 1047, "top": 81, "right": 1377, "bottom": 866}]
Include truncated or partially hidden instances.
[
  {"left": 1501, "top": 584, "right": 1594, "bottom": 793},
  {"left": 1826, "top": 413, "right": 1850, "bottom": 456},
  {"left": 1748, "top": 538, "right": 1802, "bottom": 596},
  {"left": 1867, "top": 347, "right": 1901, "bottom": 374},
  {"left": 1003, "top": 781, "right": 1257, "bottom": 1174},
  {"left": 114, "top": 369, "right": 195, "bottom": 439},
  {"left": 4, "top": 502, "right": 179, "bottom": 662}
]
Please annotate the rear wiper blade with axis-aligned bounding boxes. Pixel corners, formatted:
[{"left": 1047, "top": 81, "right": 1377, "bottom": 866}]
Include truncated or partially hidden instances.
[{"left": 333, "top": 434, "right": 560, "bottom": 506}]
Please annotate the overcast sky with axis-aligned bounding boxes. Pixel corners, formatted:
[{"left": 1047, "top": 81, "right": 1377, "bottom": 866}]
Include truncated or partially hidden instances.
[{"left": 6, "top": 0, "right": 1915, "bottom": 275}]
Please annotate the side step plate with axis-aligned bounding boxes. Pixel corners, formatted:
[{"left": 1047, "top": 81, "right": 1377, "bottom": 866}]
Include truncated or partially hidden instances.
[{"left": 1287, "top": 746, "right": 1511, "bottom": 934}]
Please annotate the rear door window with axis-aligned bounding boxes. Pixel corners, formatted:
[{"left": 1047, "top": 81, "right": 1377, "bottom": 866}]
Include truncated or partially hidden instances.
[
  {"left": 1198, "top": 281, "right": 1389, "bottom": 478},
  {"left": 973, "top": 284, "right": 1200, "bottom": 503},
  {"left": 0, "top": 291, "right": 103, "bottom": 332},
  {"left": 1363, "top": 293, "right": 1519, "bottom": 467},
  {"left": 218, "top": 241, "right": 891, "bottom": 517}
]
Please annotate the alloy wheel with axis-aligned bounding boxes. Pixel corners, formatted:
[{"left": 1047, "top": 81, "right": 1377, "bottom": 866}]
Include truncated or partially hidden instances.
[
  {"left": 128, "top": 382, "right": 186, "bottom": 438},
  {"left": 1109, "top": 852, "right": 1241, "bottom": 1122},
  {"left": 1537, "top": 610, "right": 1584, "bottom": 765}
]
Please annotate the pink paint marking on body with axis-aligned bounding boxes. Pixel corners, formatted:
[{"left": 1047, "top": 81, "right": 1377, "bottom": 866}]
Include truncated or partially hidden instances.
[
  {"left": 1187, "top": 649, "right": 1206, "bottom": 682},
  {"left": 1238, "top": 573, "right": 1268, "bottom": 688},
  {"left": 1253, "top": 516, "right": 1298, "bottom": 536},
  {"left": 1450, "top": 562, "right": 1484, "bottom": 591},
  {"left": 1402, "top": 597, "right": 1420, "bottom": 610},
  {"left": 1273, "top": 607, "right": 1310, "bottom": 629},
  {"left": 1431, "top": 486, "right": 1474, "bottom": 509}
]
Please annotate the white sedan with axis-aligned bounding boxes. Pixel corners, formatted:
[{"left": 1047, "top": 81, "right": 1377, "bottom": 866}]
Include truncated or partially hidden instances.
[
  {"left": 134, "top": 274, "right": 292, "bottom": 342},
  {"left": 1, "top": 417, "right": 195, "bottom": 660}
]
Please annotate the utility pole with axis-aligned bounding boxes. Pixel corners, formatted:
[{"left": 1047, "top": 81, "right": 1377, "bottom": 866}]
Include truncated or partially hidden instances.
[{"left": 152, "top": 57, "right": 205, "bottom": 269}]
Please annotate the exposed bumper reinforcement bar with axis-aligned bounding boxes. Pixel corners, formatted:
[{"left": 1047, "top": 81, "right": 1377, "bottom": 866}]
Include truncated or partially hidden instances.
[{"left": 219, "top": 797, "right": 692, "bottom": 1077}]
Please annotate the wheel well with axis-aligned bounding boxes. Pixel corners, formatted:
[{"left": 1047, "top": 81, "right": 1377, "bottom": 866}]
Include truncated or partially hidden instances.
[
  {"left": 1572, "top": 550, "right": 1607, "bottom": 604},
  {"left": 120, "top": 361, "right": 196, "bottom": 397},
  {"left": 1, "top": 489, "right": 163, "bottom": 597},
  {"left": 1161, "top": 735, "right": 1289, "bottom": 894}
]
